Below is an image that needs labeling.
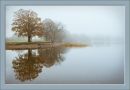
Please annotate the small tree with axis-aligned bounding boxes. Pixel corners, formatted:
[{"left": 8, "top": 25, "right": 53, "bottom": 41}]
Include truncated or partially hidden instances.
[
  {"left": 12, "top": 9, "right": 44, "bottom": 42},
  {"left": 43, "top": 18, "right": 66, "bottom": 43},
  {"left": 42, "top": 19, "right": 54, "bottom": 41}
]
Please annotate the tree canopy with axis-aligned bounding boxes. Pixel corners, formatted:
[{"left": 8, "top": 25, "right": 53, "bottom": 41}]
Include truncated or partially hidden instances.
[
  {"left": 43, "top": 18, "right": 66, "bottom": 43},
  {"left": 12, "top": 9, "right": 67, "bottom": 43},
  {"left": 12, "top": 9, "right": 44, "bottom": 42}
]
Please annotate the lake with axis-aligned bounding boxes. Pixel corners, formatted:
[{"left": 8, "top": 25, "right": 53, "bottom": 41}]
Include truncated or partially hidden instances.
[{"left": 6, "top": 44, "right": 124, "bottom": 84}]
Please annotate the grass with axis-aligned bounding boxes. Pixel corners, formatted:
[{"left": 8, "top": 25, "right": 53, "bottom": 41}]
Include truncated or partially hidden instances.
[
  {"left": 6, "top": 38, "right": 88, "bottom": 47},
  {"left": 6, "top": 41, "right": 88, "bottom": 50},
  {"left": 6, "top": 41, "right": 51, "bottom": 45},
  {"left": 62, "top": 42, "right": 87, "bottom": 47},
  {"left": 6, "top": 41, "right": 87, "bottom": 46}
]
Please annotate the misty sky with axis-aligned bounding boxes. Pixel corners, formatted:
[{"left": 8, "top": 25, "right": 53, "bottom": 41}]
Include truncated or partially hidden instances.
[{"left": 6, "top": 6, "right": 125, "bottom": 38}]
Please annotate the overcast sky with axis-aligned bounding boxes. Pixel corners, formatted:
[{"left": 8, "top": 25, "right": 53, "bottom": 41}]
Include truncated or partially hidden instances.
[{"left": 6, "top": 6, "right": 125, "bottom": 38}]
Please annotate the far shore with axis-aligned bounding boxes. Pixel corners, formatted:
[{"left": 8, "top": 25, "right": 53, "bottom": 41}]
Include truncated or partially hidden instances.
[{"left": 6, "top": 42, "right": 88, "bottom": 50}]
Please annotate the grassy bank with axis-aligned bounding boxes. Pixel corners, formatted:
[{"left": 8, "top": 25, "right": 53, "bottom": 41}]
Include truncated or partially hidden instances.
[
  {"left": 6, "top": 41, "right": 88, "bottom": 50},
  {"left": 62, "top": 42, "right": 87, "bottom": 47},
  {"left": 6, "top": 41, "right": 51, "bottom": 45}
]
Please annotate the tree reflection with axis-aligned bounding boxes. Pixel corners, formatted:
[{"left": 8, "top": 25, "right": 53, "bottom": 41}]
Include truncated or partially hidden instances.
[
  {"left": 12, "top": 46, "right": 66, "bottom": 82},
  {"left": 38, "top": 46, "right": 67, "bottom": 67}
]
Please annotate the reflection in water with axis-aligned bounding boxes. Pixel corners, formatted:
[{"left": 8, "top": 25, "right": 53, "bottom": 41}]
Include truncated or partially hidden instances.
[{"left": 12, "top": 46, "right": 67, "bottom": 82}]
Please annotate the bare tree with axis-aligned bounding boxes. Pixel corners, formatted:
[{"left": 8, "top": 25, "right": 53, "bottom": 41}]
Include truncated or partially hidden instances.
[
  {"left": 12, "top": 9, "right": 44, "bottom": 42},
  {"left": 43, "top": 18, "right": 66, "bottom": 43}
]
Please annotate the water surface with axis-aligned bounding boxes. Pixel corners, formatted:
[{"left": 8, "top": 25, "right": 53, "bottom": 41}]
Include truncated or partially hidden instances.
[{"left": 6, "top": 44, "right": 124, "bottom": 84}]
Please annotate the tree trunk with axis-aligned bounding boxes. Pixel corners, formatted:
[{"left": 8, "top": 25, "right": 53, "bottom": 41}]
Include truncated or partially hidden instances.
[
  {"left": 28, "top": 35, "right": 32, "bottom": 42},
  {"left": 28, "top": 49, "right": 32, "bottom": 58}
]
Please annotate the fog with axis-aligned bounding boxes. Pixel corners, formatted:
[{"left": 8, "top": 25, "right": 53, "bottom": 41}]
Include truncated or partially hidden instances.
[
  {"left": 6, "top": 6, "right": 125, "bottom": 44},
  {"left": 6, "top": 6, "right": 125, "bottom": 84}
]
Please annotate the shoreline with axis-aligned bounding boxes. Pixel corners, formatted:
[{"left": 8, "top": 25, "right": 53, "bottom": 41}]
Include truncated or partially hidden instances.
[{"left": 6, "top": 42, "right": 88, "bottom": 50}]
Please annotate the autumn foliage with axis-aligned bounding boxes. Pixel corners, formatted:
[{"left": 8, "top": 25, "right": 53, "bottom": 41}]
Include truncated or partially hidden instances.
[
  {"left": 12, "top": 9, "right": 44, "bottom": 42},
  {"left": 12, "top": 9, "right": 66, "bottom": 43}
]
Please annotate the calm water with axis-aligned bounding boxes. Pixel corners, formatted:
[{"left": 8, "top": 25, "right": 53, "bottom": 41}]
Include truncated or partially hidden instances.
[{"left": 6, "top": 44, "right": 124, "bottom": 84}]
